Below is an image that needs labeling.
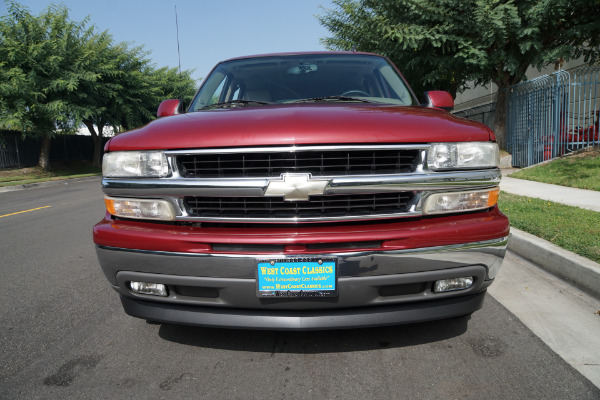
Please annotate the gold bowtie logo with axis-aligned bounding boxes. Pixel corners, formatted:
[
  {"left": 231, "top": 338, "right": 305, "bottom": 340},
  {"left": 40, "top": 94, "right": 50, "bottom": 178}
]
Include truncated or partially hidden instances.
[{"left": 264, "top": 173, "right": 329, "bottom": 201}]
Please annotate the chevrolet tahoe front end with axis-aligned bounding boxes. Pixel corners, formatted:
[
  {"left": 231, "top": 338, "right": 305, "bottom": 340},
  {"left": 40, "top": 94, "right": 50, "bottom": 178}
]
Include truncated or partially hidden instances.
[{"left": 93, "top": 52, "right": 509, "bottom": 330}]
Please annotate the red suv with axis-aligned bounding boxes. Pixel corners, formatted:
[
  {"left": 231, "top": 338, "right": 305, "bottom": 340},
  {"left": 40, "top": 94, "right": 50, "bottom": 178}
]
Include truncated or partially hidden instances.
[{"left": 94, "top": 52, "right": 509, "bottom": 330}]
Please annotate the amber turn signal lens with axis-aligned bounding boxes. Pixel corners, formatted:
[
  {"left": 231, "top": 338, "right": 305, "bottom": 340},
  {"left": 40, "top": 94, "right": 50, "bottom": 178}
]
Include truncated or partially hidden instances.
[
  {"left": 104, "top": 198, "right": 117, "bottom": 215},
  {"left": 488, "top": 188, "right": 500, "bottom": 207}
]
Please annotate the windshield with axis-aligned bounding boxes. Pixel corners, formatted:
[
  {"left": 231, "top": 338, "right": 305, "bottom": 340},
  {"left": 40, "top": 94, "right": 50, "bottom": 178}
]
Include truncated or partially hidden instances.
[{"left": 189, "top": 54, "right": 418, "bottom": 110}]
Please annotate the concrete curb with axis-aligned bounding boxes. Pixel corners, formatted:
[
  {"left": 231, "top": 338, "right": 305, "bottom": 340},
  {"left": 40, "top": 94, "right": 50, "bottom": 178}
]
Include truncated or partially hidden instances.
[
  {"left": 509, "top": 228, "right": 600, "bottom": 300},
  {"left": 499, "top": 154, "right": 512, "bottom": 168},
  {"left": 0, "top": 176, "right": 100, "bottom": 193}
]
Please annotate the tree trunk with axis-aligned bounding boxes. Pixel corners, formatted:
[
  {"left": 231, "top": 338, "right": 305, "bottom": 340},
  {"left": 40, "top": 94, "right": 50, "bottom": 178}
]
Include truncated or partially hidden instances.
[
  {"left": 492, "top": 61, "right": 531, "bottom": 151},
  {"left": 92, "top": 134, "right": 104, "bottom": 168},
  {"left": 84, "top": 120, "right": 105, "bottom": 168},
  {"left": 38, "top": 135, "right": 51, "bottom": 170},
  {"left": 492, "top": 83, "right": 509, "bottom": 150}
]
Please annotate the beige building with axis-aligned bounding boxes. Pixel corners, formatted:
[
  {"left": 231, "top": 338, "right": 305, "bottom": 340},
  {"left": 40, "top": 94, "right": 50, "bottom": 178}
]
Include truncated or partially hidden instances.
[{"left": 453, "top": 59, "right": 589, "bottom": 126}]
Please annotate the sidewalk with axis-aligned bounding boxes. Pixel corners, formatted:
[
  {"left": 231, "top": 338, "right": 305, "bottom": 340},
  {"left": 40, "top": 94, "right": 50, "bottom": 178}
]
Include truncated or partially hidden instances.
[
  {"left": 0, "top": 176, "right": 100, "bottom": 193},
  {"left": 501, "top": 175, "right": 600, "bottom": 212},
  {"left": 499, "top": 170, "right": 600, "bottom": 299}
]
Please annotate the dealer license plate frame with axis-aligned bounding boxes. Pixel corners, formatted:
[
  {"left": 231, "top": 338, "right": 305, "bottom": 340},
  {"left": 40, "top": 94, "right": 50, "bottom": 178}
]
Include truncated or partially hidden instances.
[{"left": 256, "top": 257, "right": 338, "bottom": 298}]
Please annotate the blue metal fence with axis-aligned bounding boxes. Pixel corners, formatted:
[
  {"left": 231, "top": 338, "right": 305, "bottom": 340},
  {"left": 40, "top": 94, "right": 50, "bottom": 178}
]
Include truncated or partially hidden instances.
[{"left": 506, "top": 66, "right": 600, "bottom": 167}]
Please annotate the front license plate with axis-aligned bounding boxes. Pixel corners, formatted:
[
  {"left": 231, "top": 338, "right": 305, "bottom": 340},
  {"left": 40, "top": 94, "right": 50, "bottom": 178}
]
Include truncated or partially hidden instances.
[{"left": 256, "top": 257, "right": 338, "bottom": 298}]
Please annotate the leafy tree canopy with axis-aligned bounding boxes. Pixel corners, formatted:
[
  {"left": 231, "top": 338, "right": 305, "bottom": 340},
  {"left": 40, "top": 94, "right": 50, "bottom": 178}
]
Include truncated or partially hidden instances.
[
  {"left": 0, "top": 1, "right": 96, "bottom": 134},
  {"left": 319, "top": 0, "right": 600, "bottom": 148},
  {"left": 0, "top": 1, "right": 197, "bottom": 168},
  {"left": 80, "top": 41, "right": 197, "bottom": 165}
]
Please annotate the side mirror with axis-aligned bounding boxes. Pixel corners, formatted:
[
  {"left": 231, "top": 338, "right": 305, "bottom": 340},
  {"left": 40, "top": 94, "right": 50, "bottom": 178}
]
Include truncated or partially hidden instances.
[
  {"left": 157, "top": 99, "right": 183, "bottom": 117},
  {"left": 423, "top": 91, "right": 454, "bottom": 111}
]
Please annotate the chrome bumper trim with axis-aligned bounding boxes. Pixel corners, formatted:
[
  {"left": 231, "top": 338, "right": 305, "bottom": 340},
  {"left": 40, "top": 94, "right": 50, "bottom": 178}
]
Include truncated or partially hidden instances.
[{"left": 96, "top": 235, "right": 508, "bottom": 286}]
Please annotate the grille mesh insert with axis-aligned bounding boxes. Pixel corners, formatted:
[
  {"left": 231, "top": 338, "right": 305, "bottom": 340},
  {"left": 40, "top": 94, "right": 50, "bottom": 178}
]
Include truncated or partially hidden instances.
[
  {"left": 184, "top": 192, "right": 415, "bottom": 220},
  {"left": 177, "top": 149, "right": 420, "bottom": 178}
]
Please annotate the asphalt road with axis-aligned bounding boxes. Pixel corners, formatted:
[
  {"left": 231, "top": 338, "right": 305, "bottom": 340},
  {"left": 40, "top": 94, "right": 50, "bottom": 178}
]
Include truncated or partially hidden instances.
[{"left": 1, "top": 178, "right": 599, "bottom": 399}]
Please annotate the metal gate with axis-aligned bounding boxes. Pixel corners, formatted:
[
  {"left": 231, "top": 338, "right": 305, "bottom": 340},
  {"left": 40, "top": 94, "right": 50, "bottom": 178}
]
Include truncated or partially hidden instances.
[{"left": 506, "top": 66, "right": 599, "bottom": 167}]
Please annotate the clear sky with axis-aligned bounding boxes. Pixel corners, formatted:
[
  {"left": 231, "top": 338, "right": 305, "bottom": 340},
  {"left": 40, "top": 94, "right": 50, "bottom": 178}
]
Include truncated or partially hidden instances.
[{"left": 2, "top": 0, "right": 335, "bottom": 83}]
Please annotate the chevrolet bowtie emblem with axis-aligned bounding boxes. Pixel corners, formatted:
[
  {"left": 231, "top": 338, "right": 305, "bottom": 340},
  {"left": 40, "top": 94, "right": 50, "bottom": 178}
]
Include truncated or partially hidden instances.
[{"left": 264, "top": 173, "right": 329, "bottom": 201}]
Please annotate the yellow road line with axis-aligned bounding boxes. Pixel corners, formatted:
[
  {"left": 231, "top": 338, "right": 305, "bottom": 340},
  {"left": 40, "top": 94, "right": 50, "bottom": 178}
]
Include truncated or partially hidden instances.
[{"left": 0, "top": 206, "right": 52, "bottom": 218}]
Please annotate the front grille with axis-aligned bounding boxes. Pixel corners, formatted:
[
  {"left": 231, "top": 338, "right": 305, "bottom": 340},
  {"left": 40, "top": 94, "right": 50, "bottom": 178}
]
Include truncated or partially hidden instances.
[
  {"left": 184, "top": 192, "right": 415, "bottom": 220},
  {"left": 177, "top": 149, "right": 420, "bottom": 178}
]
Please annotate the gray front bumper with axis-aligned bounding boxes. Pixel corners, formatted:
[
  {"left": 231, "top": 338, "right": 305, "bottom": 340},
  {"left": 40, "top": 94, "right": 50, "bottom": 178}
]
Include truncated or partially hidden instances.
[
  {"left": 120, "top": 291, "right": 486, "bottom": 330},
  {"left": 96, "top": 237, "right": 507, "bottom": 328}
]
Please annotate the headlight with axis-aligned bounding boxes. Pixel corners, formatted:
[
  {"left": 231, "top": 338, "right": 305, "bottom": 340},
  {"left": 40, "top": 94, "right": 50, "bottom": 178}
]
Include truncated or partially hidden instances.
[
  {"left": 104, "top": 197, "right": 176, "bottom": 221},
  {"left": 423, "top": 188, "right": 499, "bottom": 215},
  {"left": 427, "top": 142, "right": 499, "bottom": 170},
  {"left": 102, "top": 151, "right": 170, "bottom": 178}
]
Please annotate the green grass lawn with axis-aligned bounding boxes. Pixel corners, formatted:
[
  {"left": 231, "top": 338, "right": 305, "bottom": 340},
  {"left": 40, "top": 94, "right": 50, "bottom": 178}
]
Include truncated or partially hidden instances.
[
  {"left": 0, "top": 162, "right": 101, "bottom": 187},
  {"left": 510, "top": 148, "right": 600, "bottom": 191},
  {"left": 499, "top": 191, "right": 600, "bottom": 263}
]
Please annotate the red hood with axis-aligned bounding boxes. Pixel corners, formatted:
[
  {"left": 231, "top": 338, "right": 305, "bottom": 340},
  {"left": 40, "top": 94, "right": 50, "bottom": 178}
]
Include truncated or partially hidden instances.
[{"left": 106, "top": 104, "right": 493, "bottom": 151}]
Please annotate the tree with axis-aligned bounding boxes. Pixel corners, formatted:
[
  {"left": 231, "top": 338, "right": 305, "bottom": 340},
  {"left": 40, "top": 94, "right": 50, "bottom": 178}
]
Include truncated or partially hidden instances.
[
  {"left": 319, "top": 0, "right": 600, "bottom": 149},
  {"left": 1, "top": 1, "right": 198, "bottom": 168},
  {"left": 78, "top": 41, "right": 197, "bottom": 166},
  {"left": 152, "top": 66, "right": 197, "bottom": 116},
  {"left": 77, "top": 40, "right": 155, "bottom": 166},
  {"left": 0, "top": 1, "right": 99, "bottom": 169}
]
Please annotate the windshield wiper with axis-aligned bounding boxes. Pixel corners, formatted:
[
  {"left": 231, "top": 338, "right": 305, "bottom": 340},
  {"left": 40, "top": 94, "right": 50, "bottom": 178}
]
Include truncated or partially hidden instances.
[
  {"left": 200, "top": 99, "right": 271, "bottom": 110},
  {"left": 291, "top": 96, "right": 373, "bottom": 104}
]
